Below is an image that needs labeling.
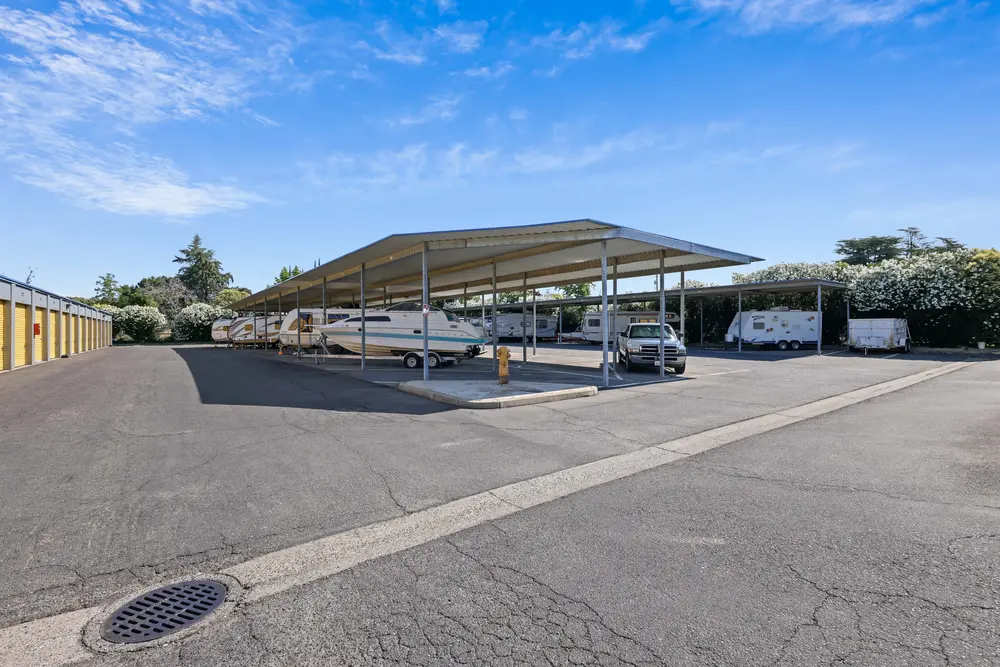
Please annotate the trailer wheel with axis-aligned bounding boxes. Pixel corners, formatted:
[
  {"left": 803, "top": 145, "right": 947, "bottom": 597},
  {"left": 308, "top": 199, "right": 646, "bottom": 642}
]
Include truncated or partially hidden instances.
[
  {"left": 427, "top": 352, "right": 441, "bottom": 369},
  {"left": 789, "top": 340, "right": 801, "bottom": 351},
  {"left": 903, "top": 340, "right": 911, "bottom": 353},
  {"left": 403, "top": 353, "right": 421, "bottom": 369},
  {"left": 777, "top": 340, "right": 789, "bottom": 351}
]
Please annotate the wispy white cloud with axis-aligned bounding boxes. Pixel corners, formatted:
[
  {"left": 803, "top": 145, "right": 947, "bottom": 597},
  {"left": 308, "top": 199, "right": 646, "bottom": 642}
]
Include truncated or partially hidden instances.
[
  {"left": 458, "top": 61, "right": 514, "bottom": 79},
  {"left": 509, "top": 107, "right": 528, "bottom": 121},
  {"left": 674, "top": 0, "right": 947, "bottom": 32},
  {"left": 0, "top": 0, "right": 301, "bottom": 216},
  {"left": 389, "top": 93, "right": 462, "bottom": 127},
  {"left": 433, "top": 20, "right": 488, "bottom": 53},
  {"left": 434, "top": 0, "right": 458, "bottom": 15},
  {"left": 512, "top": 128, "right": 669, "bottom": 173},
  {"left": 303, "top": 143, "right": 497, "bottom": 192},
  {"left": 9, "top": 139, "right": 260, "bottom": 217},
  {"left": 525, "top": 18, "right": 669, "bottom": 61},
  {"left": 704, "top": 141, "right": 867, "bottom": 171}
]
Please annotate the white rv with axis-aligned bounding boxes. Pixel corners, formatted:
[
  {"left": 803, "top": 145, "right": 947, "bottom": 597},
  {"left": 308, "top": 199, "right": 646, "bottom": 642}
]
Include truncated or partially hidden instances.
[
  {"left": 849, "top": 318, "right": 910, "bottom": 353},
  {"left": 725, "top": 308, "right": 818, "bottom": 350},
  {"left": 485, "top": 314, "right": 557, "bottom": 341},
  {"left": 210, "top": 318, "right": 233, "bottom": 344},
  {"left": 278, "top": 308, "right": 360, "bottom": 350},
  {"left": 580, "top": 311, "right": 679, "bottom": 344},
  {"left": 228, "top": 315, "right": 281, "bottom": 348}
]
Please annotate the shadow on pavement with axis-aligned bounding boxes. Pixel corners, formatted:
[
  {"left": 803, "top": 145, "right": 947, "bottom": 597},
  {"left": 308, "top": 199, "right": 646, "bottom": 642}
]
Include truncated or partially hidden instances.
[{"left": 173, "top": 347, "right": 453, "bottom": 415}]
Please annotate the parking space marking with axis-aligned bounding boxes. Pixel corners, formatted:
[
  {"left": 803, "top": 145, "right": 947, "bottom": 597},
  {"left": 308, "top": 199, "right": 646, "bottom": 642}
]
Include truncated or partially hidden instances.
[
  {"left": 1, "top": 361, "right": 970, "bottom": 667},
  {"left": 697, "top": 370, "right": 751, "bottom": 378}
]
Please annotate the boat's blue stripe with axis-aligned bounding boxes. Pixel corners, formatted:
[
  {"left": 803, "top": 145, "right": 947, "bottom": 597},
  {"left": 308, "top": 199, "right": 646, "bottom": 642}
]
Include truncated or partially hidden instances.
[{"left": 326, "top": 331, "right": 486, "bottom": 344}]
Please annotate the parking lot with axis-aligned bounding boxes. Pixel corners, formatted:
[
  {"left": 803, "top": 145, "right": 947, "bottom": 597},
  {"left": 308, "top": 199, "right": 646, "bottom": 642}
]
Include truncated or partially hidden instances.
[{"left": 1, "top": 345, "right": 997, "bottom": 666}]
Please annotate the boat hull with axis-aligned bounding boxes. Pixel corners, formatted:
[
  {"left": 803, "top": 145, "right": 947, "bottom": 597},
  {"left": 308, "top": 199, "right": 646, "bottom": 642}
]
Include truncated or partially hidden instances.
[{"left": 321, "top": 329, "right": 485, "bottom": 356}]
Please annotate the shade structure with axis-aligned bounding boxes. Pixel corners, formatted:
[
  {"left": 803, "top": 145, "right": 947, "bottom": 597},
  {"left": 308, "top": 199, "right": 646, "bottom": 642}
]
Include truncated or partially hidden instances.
[{"left": 232, "top": 219, "right": 763, "bottom": 312}]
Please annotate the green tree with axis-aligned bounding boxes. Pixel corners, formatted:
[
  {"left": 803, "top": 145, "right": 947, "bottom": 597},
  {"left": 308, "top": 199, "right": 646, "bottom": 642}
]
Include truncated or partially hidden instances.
[
  {"left": 213, "top": 287, "right": 251, "bottom": 308},
  {"left": 136, "top": 276, "right": 194, "bottom": 319},
  {"left": 897, "top": 227, "right": 929, "bottom": 258},
  {"left": 558, "top": 283, "right": 592, "bottom": 299},
  {"left": 834, "top": 236, "right": 904, "bottom": 265},
  {"left": 271, "top": 265, "right": 303, "bottom": 286},
  {"left": 933, "top": 237, "right": 966, "bottom": 252},
  {"left": 173, "top": 234, "right": 232, "bottom": 302},
  {"left": 94, "top": 273, "right": 119, "bottom": 303},
  {"left": 116, "top": 284, "right": 156, "bottom": 307}
]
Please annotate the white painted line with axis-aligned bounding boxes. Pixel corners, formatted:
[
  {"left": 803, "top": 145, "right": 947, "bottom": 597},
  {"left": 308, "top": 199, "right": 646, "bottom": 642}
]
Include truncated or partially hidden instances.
[
  {"left": 0, "top": 361, "right": 969, "bottom": 667},
  {"left": 883, "top": 353, "right": 900, "bottom": 360},
  {"left": 697, "top": 370, "right": 751, "bottom": 378}
]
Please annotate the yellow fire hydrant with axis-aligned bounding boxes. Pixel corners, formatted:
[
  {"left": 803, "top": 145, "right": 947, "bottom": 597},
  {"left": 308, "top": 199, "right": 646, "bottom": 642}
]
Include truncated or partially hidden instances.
[{"left": 497, "top": 346, "right": 511, "bottom": 385}]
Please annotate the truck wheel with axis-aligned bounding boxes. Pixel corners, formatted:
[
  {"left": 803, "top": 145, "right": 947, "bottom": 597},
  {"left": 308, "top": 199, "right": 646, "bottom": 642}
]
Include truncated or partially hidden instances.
[
  {"left": 777, "top": 340, "right": 789, "bottom": 351},
  {"left": 403, "top": 353, "right": 421, "bottom": 369},
  {"left": 789, "top": 340, "right": 801, "bottom": 351},
  {"left": 674, "top": 362, "right": 686, "bottom": 376},
  {"left": 427, "top": 353, "right": 441, "bottom": 369}
]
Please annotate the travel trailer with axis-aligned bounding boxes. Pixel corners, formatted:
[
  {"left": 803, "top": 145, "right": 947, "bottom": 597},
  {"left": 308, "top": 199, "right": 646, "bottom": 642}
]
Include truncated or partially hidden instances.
[
  {"left": 316, "top": 302, "right": 488, "bottom": 368},
  {"left": 485, "top": 314, "right": 557, "bottom": 341},
  {"left": 725, "top": 308, "right": 818, "bottom": 350},
  {"left": 278, "top": 308, "right": 360, "bottom": 350},
  {"left": 228, "top": 315, "right": 281, "bottom": 348},
  {"left": 210, "top": 318, "right": 233, "bottom": 344},
  {"left": 580, "top": 311, "right": 679, "bottom": 344},
  {"left": 849, "top": 318, "right": 910, "bottom": 353}
]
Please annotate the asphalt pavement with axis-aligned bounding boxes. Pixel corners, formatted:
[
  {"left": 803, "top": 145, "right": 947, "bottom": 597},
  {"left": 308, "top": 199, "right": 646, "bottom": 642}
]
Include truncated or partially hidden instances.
[{"left": 1, "top": 345, "right": 996, "bottom": 665}]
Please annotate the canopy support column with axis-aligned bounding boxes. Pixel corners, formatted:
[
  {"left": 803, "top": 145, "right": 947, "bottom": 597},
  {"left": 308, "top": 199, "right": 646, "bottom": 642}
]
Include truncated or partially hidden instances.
[
  {"left": 817, "top": 284, "right": 823, "bottom": 355},
  {"left": 521, "top": 275, "right": 527, "bottom": 363},
  {"left": 422, "top": 243, "right": 429, "bottom": 381},
  {"left": 322, "top": 278, "right": 326, "bottom": 323},
  {"left": 492, "top": 260, "right": 497, "bottom": 372},
  {"left": 659, "top": 252, "right": 666, "bottom": 379},
  {"left": 601, "top": 240, "right": 609, "bottom": 388},
  {"left": 737, "top": 290, "right": 743, "bottom": 353},
  {"left": 532, "top": 291, "right": 537, "bottom": 356},
  {"left": 680, "top": 270, "right": 686, "bottom": 341},
  {"left": 612, "top": 259, "right": 618, "bottom": 352},
  {"left": 361, "top": 262, "right": 368, "bottom": 371},
  {"left": 296, "top": 287, "right": 301, "bottom": 357}
]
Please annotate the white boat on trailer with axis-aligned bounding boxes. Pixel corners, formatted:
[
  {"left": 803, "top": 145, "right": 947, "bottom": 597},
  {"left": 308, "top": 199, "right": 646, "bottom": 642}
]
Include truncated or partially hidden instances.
[{"left": 316, "top": 302, "right": 487, "bottom": 368}]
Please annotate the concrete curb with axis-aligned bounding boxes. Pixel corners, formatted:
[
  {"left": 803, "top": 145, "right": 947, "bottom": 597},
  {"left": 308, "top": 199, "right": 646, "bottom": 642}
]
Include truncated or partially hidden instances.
[{"left": 398, "top": 382, "right": 597, "bottom": 409}]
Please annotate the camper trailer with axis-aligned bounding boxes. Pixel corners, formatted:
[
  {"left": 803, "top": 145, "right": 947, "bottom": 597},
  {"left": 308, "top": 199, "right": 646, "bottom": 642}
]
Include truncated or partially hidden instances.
[
  {"left": 725, "top": 308, "right": 818, "bottom": 350},
  {"left": 580, "top": 311, "right": 679, "bottom": 344},
  {"left": 278, "top": 308, "right": 360, "bottom": 351},
  {"left": 485, "top": 314, "right": 557, "bottom": 341},
  {"left": 849, "top": 318, "right": 910, "bottom": 353},
  {"left": 228, "top": 315, "right": 281, "bottom": 348},
  {"left": 210, "top": 318, "right": 233, "bottom": 345}
]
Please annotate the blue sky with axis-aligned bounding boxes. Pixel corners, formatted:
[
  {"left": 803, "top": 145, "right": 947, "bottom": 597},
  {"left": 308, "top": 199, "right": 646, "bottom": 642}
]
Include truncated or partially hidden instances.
[{"left": 1, "top": 0, "right": 998, "bottom": 298}]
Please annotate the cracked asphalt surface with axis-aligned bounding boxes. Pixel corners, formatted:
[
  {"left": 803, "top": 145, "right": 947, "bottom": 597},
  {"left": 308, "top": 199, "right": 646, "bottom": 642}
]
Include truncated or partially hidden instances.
[{"left": 2, "top": 346, "right": 998, "bottom": 665}]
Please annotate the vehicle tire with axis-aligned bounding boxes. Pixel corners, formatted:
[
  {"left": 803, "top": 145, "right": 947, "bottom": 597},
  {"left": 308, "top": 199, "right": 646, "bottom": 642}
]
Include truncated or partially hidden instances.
[
  {"left": 427, "top": 353, "right": 441, "bottom": 369},
  {"left": 776, "top": 340, "right": 789, "bottom": 351},
  {"left": 674, "top": 362, "right": 686, "bottom": 376},
  {"left": 403, "top": 353, "right": 421, "bottom": 369},
  {"left": 624, "top": 356, "right": 632, "bottom": 373},
  {"left": 789, "top": 340, "right": 801, "bottom": 351}
]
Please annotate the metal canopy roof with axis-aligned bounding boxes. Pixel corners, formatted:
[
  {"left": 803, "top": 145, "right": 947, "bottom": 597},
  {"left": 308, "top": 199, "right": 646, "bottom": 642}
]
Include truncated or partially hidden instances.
[
  {"left": 232, "top": 219, "right": 764, "bottom": 312},
  {"left": 464, "top": 279, "right": 847, "bottom": 311}
]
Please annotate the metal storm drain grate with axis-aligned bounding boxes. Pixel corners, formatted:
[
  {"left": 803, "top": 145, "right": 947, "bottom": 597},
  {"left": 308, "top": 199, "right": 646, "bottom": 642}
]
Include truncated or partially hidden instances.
[{"left": 101, "top": 579, "right": 227, "bottom": 644}]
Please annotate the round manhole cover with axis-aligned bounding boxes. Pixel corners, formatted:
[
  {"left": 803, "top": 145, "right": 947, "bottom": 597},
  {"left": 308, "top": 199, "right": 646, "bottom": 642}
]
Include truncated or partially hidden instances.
[{"left": 101, "top": 579, "right": 227, "bottom": 644}]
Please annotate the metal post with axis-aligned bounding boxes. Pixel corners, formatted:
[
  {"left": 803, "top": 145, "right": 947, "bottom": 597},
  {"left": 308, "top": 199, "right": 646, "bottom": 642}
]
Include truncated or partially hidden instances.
[
  {"left": 601, "top": 240, "right": 609, "bottom": 388},
  {"left": 383, "top": 286, "right": 388, "bottom": 309},
  {"left": 296, "top": 287, "right": 301, "bottom": 356},
  {"left": 463, "top": 284, "right": 468, "bottom": 318},
  {"left": 253, "top": 308, "right": 257, "bottom": 351},
  {"left": 612, "top": 259, "right": 618, "bottom": 351},
  {"left": 846, "top": 298, "right": 851, "bottom": 321},
  {"left": 263, "top": 296, "right": 268, "bottom": 349},
  {"left": 680, "top": 270, "right": 686, "bottom": 341},
  {"left": 817, "top": 284, "right": 823, "bottom": 355},
  {"left": 659, "top": 252, "right": 665, "bottom": 378},
  {"left": 492, "top": 260, "right": 498, "bottom": 372},
  {"left": 558, "top": 304, "right": 563, "bottom": 342},
  {"left": 737, "top": 290, "right": 743, "bottom": 353},
  {"left": 422, "top": 243, "right": 429, "bottom": 381},
  {"left": 521, "top": 274, "right": 527, "bottom": 363},
  {"left": 700, "top": 300, "right": 705, "bottom": 345},
  {"left": 360, "top": 262, "right": 366, "bottom": 371},
  {"left": 322, "top": 278, "right": 327, "bottom": 323},
  {"left": 532, "top": 291, "right": 537, "bottom": 355}
]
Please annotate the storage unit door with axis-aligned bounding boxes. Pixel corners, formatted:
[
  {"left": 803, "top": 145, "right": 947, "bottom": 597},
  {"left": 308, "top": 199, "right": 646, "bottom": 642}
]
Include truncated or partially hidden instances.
[
  {"left": 0, "top": 300, "right": 7, "bottom": 371},
  {"left": 34, "top": 307, "right": 44, "bottom": 361},
  {"left": 15, "top": 303, "right": 30, "bottom": 366},
  {"left": 48, "top": 311, "right": 57, "bottom": 359},
  {"left": 73, "top": 315, "right": 80, "bottom": 354},
  {"left": 62, "top": 313, "right": 70, "bottom": 355}
]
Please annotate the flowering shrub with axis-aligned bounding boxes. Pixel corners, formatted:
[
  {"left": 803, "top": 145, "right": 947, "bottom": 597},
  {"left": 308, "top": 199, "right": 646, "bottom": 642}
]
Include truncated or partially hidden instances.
[
  {"left": 91, "top": 303, "right": 122, "bottom": 339},
  {"left": 172, "top": 303, "right": 233, "bottom": 342},
  {"left": 116, "top": 306, "right": 167, "bottom": 343}
]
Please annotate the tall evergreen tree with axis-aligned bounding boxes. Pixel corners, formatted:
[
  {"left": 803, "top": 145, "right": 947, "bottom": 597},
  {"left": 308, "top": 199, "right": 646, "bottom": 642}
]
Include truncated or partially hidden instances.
[
  {"left": 94, "top": 273, "right": 120, "bottom": 303},
  {"left": 173, "top": 234, "right": 232, "bottom": 302},
  {"left": 834, "top": 236, "right": 904, "bottom": 265}
]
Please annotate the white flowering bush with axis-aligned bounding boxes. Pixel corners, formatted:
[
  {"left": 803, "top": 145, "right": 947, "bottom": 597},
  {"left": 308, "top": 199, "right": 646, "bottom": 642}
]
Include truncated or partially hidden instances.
[
  {"left": 92, "top": 303, "right": 122, "bottom": 339},
  {"left": 116, "top": 306, "right": 167, "bottom": 343},
  {"left": 172, "top": 303, "right": 233, "bottom": 342}
]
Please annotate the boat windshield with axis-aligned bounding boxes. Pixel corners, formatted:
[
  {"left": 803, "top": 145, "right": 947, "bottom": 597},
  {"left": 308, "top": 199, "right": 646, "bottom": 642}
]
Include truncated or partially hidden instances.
[{"left": 443, "top": 310, "right": 461, "bottom": 322}]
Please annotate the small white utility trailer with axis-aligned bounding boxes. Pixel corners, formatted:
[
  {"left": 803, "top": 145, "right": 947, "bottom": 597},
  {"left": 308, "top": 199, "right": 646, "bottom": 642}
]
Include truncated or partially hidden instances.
[
  {"left": 580, "top": 311, "right": 679, "bottom": 344},
  {"left": 848, "top": 318, "right": 910, "bottom": 353},
  {"left": 725, "top": 308, "right": 819, "bottom": 350}
]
